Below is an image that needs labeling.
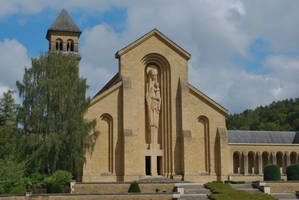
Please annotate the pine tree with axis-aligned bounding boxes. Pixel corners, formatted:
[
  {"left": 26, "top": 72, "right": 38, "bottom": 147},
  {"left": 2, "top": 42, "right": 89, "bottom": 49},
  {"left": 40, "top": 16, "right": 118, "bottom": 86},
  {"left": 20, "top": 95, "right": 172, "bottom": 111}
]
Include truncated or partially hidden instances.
[
  {"left": 0, "top": 90, "right": 18, "bottom": 159},
  {"left": 16, "top": 52, "right": 98, "bottom": 177}
]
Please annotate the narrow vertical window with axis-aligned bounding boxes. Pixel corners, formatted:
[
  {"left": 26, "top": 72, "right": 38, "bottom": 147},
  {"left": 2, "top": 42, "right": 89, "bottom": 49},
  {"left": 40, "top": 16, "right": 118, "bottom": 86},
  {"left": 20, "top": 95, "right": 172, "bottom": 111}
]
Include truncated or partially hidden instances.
[
  {"left": 56, "top": 39, "right": 63, "bottom": 51},
  {"left": 67, "top": 39, "right": 74, "bottom": 51}
]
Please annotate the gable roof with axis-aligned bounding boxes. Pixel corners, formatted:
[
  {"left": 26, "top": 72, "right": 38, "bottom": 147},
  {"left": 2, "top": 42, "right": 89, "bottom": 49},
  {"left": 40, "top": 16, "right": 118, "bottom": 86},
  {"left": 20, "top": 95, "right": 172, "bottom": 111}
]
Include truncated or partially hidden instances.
[
  {"left": 93, "top": 73, "right": 121, "bottom": 99},
  {"left": 188, "top": 84, "right": 228, "bottom": 116},
  {"left": 228, "top": 130, "right": 299, "bottom": 144},
  {"left": 115, "top": 29, "right": 191, "bottom": 60},
  {"left": 47, "top": 9, "right": 81, "bottom": 38}
]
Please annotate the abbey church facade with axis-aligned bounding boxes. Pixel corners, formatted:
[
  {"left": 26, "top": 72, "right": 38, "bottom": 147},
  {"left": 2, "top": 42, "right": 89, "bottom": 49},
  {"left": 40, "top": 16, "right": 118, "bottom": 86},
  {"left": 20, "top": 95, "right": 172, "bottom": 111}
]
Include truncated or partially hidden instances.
[{"left": 48, "top": 10, "right": 299, "bottom": 183}]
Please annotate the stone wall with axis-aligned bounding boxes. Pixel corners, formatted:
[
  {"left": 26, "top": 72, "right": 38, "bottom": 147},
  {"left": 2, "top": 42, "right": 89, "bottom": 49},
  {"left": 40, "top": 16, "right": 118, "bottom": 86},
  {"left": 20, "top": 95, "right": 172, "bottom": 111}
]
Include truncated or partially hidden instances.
[
  {"left": 0, "top": 193, "right": 176, "bottom": 200},
  {"left": 74, "top": 182, "right": 175, "bottom": 194},
  {"left": 265, "top": 181, "right": 299, "bottom": 193}
]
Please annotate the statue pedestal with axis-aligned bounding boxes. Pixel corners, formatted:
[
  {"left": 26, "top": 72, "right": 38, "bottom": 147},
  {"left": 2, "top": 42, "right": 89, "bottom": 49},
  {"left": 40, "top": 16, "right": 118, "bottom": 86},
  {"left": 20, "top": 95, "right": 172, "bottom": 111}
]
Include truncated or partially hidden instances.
[{"left": 150, "top": 126, "right": 158, "bottom": 147}]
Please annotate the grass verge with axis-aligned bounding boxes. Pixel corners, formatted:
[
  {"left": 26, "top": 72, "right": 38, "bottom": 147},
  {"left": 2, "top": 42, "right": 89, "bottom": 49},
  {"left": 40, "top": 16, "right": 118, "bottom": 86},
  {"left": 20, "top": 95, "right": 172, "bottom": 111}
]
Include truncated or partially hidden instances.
[{"left": 205, "top": 182, "right": 277, "bottom": 200}]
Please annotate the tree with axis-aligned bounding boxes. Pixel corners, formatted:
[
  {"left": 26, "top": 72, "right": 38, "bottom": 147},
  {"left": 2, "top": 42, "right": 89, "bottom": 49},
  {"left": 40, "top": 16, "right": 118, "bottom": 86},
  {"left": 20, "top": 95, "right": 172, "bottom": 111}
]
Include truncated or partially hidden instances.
[
  {"left": 16, "top": 52, "right": 98, "bottom": 177},
  {"left": 0, "top": 157, "right": 25, "bottom": 194},
  {"left": 0, "top": 90, "right": 18, "bottom": 159},
  {"left": 227, "top": 98, "right": 299, "bottom": 131}
]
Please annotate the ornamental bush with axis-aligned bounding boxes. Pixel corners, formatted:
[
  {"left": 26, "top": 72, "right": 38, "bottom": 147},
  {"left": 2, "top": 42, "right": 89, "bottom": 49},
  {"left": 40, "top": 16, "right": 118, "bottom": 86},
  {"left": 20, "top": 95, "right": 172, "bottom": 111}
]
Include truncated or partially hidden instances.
[
  {"left": 286, "top": 164, "right": 299, "bottom": 181},
  {"left": 264, "top": 164, "right": 281, "bottom": 181},
  {"left": 128, "top": 181, "right": 141, "bottom": 193}
]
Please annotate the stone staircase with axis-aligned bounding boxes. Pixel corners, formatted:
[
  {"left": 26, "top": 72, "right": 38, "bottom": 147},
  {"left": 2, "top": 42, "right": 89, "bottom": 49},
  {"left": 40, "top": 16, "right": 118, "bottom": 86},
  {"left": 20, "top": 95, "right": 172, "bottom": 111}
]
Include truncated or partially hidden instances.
[
  {"left": 175, "top": 183, "right": 210, "bottom": 200},
  {"left": 271, "top": 193, "right": 298, "bottom": 200},
  {"left": 230, "top": 183, "right": 262, "bottom": 194}
]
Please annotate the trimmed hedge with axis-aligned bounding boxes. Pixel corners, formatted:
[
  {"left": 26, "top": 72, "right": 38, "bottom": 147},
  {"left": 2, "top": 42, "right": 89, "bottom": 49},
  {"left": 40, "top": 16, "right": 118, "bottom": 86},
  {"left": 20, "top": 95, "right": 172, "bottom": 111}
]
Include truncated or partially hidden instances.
[
  {"left": 286, "top": 164, "right": 299, "bottom": 181},
  {"left": 128, "top": 181, "right": 141, "bottom": 193},
  {"left": 205, "top": 182, "right": 276, "bottom": 200},
  {"left": 264, "top": 164, "right": 281, "bottom": 181}
]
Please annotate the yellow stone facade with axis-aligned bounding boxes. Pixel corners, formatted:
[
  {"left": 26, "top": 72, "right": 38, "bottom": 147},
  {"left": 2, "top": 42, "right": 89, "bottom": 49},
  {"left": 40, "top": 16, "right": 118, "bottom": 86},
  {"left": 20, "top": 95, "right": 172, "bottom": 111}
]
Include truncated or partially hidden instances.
[
  {"left": 82, "top": 29, "right": 299, "bottom": 183},
  {"left": 47, "top": 10, "right": 299, "bottom": 183},
  {"left": 82, "top": 29, "right": 229, "bottom": 182}
]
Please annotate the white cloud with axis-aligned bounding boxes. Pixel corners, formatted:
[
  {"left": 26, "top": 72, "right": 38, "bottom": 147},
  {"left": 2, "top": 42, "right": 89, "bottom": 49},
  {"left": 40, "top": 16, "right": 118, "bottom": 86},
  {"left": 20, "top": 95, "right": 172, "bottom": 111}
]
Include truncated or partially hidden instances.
[
  {"left": 0, "top": 39, "right": 30, "bottom": 91},
  {"left": 1, "top": 0, "right": 299, "bottom": 113},
  {"left": 0, "top": 85, "right": 10, "bottom": 98},
  {"left": 76, "top": 0, "right": 299, "bottom": 113},
  {"left": 80, "top": 24, "right": 125, "bottom": 96}
]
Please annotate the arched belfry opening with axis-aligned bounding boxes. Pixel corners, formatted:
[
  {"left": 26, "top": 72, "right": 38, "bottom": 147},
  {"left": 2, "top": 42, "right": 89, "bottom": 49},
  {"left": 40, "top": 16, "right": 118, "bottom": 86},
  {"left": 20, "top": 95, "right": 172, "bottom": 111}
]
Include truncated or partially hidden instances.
[
  {"left": 142, "top": 53, "right": 172, "bottom": 177},
  {"left": 67, "top": 39, "right": 74, "bottom": 51}
]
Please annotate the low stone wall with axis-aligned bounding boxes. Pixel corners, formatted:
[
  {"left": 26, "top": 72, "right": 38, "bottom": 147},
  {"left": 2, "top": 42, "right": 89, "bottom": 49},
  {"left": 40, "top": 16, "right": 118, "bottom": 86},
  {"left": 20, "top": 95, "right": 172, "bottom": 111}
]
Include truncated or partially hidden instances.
[
  {"left": 229, "top": 174, "right": 263, "bottom": 182},
  {"left": 0, "top": 193, "right": 177, "bottom": 200},
  {"left": 229, "top": 174, "right": 287, "bottom": 182},
  {"left": 74, "top": 182, "right": 175, "bottom": 194},
  {"left": 265, "top": 181, "right": 299, "bottom": 193}
]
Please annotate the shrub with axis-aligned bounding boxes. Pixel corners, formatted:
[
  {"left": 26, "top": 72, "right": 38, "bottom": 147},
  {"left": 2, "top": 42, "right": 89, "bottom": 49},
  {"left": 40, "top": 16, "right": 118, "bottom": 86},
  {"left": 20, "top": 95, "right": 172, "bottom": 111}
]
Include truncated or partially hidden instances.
[
  {"left": 42, "top": 170, "right": 72, "bottom": 193},
  {"left": 50, "top": 170, "right": 72, "bottom": 188},
  {"left": 264, "top": 164, "right": 281, "bottom": 181},
  {"left": 25, "top": 173, "right": 47, "bottom": 189},
  {"left": 286, "top": 164, "right": 299, "bottom": 180},
  {"left": 0, "top": 158, "right": 25, "bottom": 194},
  {"left": 128, "top": 181, "right": 141, "bottom": 193},
  {"left": 224, "top": 180, "right": 246, "bottom": 184},
  {"left": 9, "top": 185, "right": 26, "bottom": 194},
  {"left": 47, "top": 183, "right": 63, "bottom": 193}
]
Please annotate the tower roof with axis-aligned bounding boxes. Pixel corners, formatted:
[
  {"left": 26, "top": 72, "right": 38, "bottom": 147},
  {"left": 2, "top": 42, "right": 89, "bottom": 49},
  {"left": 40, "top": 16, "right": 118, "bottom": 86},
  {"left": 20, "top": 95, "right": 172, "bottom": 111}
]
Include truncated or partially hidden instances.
[{"left": 47, "top": 9, "right": 81, "bottom": 39}]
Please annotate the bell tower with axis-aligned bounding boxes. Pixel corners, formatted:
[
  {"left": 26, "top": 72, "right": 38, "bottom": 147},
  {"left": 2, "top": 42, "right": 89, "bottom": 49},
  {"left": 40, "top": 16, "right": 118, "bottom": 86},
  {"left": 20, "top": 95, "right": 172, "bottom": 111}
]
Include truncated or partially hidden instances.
[{"left": 46, "top": 9, "right": 81, "bottom": 61}]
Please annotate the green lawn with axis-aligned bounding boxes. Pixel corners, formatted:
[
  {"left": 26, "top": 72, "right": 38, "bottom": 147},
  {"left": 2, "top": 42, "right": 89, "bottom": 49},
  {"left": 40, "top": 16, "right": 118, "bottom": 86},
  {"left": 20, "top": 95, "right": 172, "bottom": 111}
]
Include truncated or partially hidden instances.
[{"left": 205, "top": 182, "right": 277, "bottom": 200}]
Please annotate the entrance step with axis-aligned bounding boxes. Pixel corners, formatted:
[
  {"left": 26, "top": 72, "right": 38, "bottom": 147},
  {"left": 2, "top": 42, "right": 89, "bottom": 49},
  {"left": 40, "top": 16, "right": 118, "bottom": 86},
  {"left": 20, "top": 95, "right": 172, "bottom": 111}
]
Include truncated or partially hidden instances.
[
  {"left": 175, "top": 183, "right": 210, "bottom": 200},
  {"left": 230, "top": 183, "right": 262, "bottom": 194},
  {"left": 271, "top": 193, "right": 298, "bottom": 200}
]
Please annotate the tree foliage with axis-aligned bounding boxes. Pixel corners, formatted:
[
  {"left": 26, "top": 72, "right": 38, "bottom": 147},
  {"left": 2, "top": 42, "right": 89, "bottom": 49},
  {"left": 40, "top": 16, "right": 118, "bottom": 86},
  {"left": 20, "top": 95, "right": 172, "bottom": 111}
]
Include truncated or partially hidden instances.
[
  {"left": 16, "top": 52, "right": 98, "bottom": 176},
  {"left": 0, "top": 157, "right": 26, "bottom": 194},
  {"left": 0, "top": 90, "right": 19, "bottom": 159},
  {"left": 227, "top": 98, "right": 299, "bottom": 131}
]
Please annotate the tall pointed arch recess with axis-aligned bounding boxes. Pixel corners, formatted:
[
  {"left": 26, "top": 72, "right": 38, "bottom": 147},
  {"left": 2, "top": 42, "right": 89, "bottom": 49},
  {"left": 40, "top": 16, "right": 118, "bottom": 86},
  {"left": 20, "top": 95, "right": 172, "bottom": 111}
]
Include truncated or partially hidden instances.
[
  {"left": 100, "top": 113, "right": 113, "bottom": 174},
  {"left": 142, "top": 53, "right": 172, "bottom": 176},
  {"left": 198, "top": 115, "right": 210, "bottom": 173}
]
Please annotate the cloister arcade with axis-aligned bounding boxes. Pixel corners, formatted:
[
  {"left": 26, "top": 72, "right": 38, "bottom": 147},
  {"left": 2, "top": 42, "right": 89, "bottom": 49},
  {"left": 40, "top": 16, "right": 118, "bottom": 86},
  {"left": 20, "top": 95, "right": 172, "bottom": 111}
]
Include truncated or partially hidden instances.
[{"left": 232, "top": 151, "right": 299, "bottom": 175}]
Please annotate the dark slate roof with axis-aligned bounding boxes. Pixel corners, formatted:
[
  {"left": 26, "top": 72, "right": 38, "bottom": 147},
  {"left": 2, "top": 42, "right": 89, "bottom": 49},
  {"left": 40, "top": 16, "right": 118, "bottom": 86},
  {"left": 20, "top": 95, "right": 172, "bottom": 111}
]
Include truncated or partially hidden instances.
[
  {"left": 48, "top": 9, "right": 81, "bottom": 33},
  {"left": 228, "top": 130, "right": 299, "bottom": 144},
  {"left": 93, "top": 73, "right": 121, "bottom": 99}
]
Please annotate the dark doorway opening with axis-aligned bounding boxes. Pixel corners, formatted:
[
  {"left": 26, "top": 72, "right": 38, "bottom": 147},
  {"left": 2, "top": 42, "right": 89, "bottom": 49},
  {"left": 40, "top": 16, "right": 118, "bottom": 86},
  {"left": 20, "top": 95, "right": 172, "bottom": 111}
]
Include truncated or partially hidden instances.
[
  {"left": 157, "top": 156, "right": 162, "bottom": 175},
  {"left": 145, "top": 156, "right": 151, "bottom": 175}
]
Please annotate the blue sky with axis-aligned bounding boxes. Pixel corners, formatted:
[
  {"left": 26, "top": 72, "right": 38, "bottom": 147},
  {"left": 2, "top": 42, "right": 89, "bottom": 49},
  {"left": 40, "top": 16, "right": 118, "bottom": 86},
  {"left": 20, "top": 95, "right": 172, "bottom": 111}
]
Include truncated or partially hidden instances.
[
  {"left": 0, "top": 7, "right": 127, "bottom": 57},
  {"left": 0, "top": 0, "right": 298, "bottom": 114}
]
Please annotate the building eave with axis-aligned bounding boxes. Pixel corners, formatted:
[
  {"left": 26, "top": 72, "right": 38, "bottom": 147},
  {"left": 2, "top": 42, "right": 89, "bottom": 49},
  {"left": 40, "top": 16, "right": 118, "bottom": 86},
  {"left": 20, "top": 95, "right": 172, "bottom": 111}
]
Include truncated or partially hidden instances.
[{"left": 188, "top": 83, "right": 228, "bottom": 116}]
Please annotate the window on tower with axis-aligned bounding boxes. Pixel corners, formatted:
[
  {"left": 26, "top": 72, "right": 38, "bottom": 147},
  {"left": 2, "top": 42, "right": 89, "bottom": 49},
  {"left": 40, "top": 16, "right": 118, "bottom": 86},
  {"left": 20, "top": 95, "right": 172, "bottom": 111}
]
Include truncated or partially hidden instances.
[
  {"left": 67, "top": 39, "right": 74, "bottom": 51},
  {"left": 56, "top": 39, "right": 63, "bottom": 51}
]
